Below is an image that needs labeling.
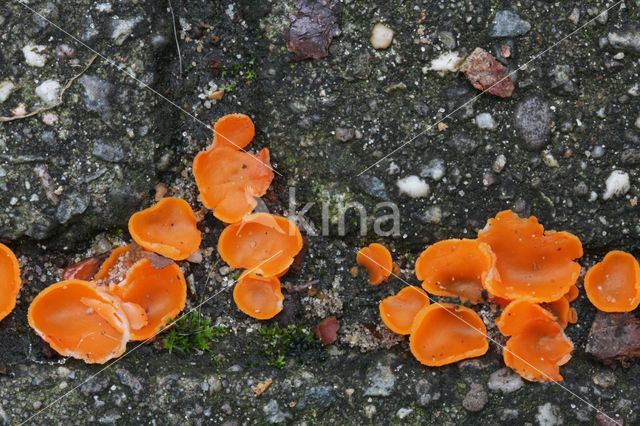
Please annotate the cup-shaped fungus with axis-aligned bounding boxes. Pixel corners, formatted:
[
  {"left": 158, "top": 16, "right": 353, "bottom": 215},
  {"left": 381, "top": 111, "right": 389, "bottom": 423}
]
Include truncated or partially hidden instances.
[
  {"left": 28, "top": 280, "right": 130, "bottom": 364},
  {"left": 128, "top": 197, "right": 202, "bottom": 261},
  {"left": 410, "top": 303, "right": 488, "bottom": 366},
  {"left": 0, "top": 243, "right": 21, "bottom": 321},
  {"left": 218, "top": 213, "right": 303, "bottom": 278},
  {"left": 379, "top": 286, "right": 430, "bottom": 335},
  {"left": 496, "top": 300, "right": 573, "bottom": 382},
  {"left": 584, "top": 250, "right": 640, "bottom": 312},
  {"left": 564, "top": 284, "right": 579, "bottom": 303},
  {"left": 478, "top": 210, "right": 583, "bottom": 303},
  {"left": 503, "top": 319, "right": 573, "bottom": 382},
  {"left": 212, "top": 113, "right": 256, "bottom": 150},
  {"left": 415, "top": 239, "right": 496, "bottom": 303},
  {"left": 543, "top": 297, "right": 576, "bottom": 328},
  {"left": 63, "top": 256, "right": 104, "bottom": 281},
  {"left": 109, "top": 258, "right": 187, "bottom": 340},
  {"left": 93, "top": 245, "right": 133, "bottom": 283},
  {"left": 357, "top": 243, "right": 393, "bottom": 285},
  {"left": 233, "top": 273, "right": 284, "bottom": 320}
]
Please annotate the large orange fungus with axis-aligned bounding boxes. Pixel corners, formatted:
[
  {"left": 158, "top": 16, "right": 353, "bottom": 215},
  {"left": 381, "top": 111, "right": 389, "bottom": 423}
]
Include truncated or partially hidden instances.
[
  {"left": 478, "top": 210, "right": 583, "bottom": 303},
  {"left": 410, "top": 303, "right": 488, "bottom": 366},
  {"left": 357, "top": 243, "right": 393, "bottom": 285},
  {"left": 28, "top": 280, "right": 130, "bottom": 364},
  {"left": 233, "top": 273, "right": 283, "bottom": 320},
  {"left": 584, "top": 250, "right": 640, "bottom": 312},
  {"left": 379, "top": 286, "right": 430, "bottom": 335},
  {"left": 218, "top": 213, "right": 303, "bottom": 278},
  {"left": 415, "top": 239, "right": 496, "bottom": 303},
  {"left": 128, "top": 197, "right": 202, "bottom": 261},
  {"left": 109, "top": 258, "right": 187, "bottom": 341},
  {"left": 0, "top": 243, "right": 21, "bottom": 322},
  {"left": 193, "top": 114, "right": 274, "bottom": 223}
]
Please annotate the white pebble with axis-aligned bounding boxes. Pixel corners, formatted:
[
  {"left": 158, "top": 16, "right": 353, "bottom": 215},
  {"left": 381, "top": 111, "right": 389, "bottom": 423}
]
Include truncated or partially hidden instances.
[
  {"left": 542, "top": 151, "right": 559, "bottom": 168},
  {"left": 397, "top": 175, "right": 430, "bottom": 198},
  {"left": 635, "top": 115, "right": 640, "bottom": 129},
  {"left": 493, "top": 154, "right": 507, "bottom": 173},
  {"left": 35, "top": 80, "right": 61, "bottom": 105},
  {"left": 424, "top": 51, "right": 464, "bottom": 73},
  {"left": 0, "top": 81, "right": 16, "bottom": 103},
  {"left": 475, "top": 113, "right": 496, "bottom": 130},
  {"left": 602, "top": 170, "right": 630, "bottom": 200},
  {"left": 23, "top": 44, "right": 48, "bottom": 67},
  {"left": 371, "top": 23, "right": 394, "bottom": 49}
]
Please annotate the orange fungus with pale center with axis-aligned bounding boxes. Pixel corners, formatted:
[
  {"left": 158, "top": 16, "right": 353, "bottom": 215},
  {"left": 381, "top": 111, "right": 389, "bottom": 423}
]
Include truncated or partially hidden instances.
[
  {"left": 218, "top": 213, "right": 303, "bottom": 278},
  {"left": 379, "top": 286, "right": 430, "bottom": 335},
  {"left": 584, "top": 250, "right": 640, "bottom": 312},
  {"left": 410, "top": 303, "right": 488, "bottom": 366},
  {"left": 109, "top": 258, "right": 187, "bottom": 341},
  {"left": 28, "top": 280, "right": 130, "bottom": 364},
  {"left": 356, "top": 243, "right": 393, "bottom": 285},
  {"left": 212, "top": 113, "right": 255, "bottom": 150},
  {"left": 0, "top": 243, "right": 21, "bottom": 322},
  {"left": 233, "top": 273, "right": 283, "bottom": 320},
  {"left": 416, "top": 239, "right": 496, "bottom": 303},
  {"left": 128, "top": 197, "right": 201, "bottom": 261},
  {"left": 478, "top": 210, "right": 583, "bottom": 303}
]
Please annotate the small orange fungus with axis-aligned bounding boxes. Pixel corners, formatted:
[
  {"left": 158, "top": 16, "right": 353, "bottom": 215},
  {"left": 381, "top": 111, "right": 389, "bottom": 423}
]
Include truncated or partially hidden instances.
[
  {"left": 128, "top": 197, "right": 202, "bottom": 261},
  {"left": 543, "top": 297, "right": 574, "bottom": 328},
  {"left": 496, "top": 299, "right": 556, "bottom": 336},
  {"left": 212, "top": 113, "right": 255, "bottom": 150},
  {"left": 356, "top": 243, "right": 393, "bottom": 285},
  {"left": 503, "top": 319, "right": 573, "bottom": 382},
  {"left": 0, "top": 243, "right": 21, "bottom": 322},
  {"left": 110, "top": 258, "right": 187, "bottom": 340},
  {"left": 218, "top": 213, "right": 303, "bottom": 278},
  {"left": 410, "top": 303, "right": 488, "bottom": 366},
  {"left": 478, "top": 210, "right": 583, "bottom": 303},
  {"left": 564, "top": 284, "right": 579, "bottom": 303},
  {"left": 62, "top": 256, "right": 103, "bottom": 281},
  {"left": 28, "top": 280, "right": 129, "bottom": 364},
  {"left": 584, "top": 250, "right": 640, "bottom": 312},
  {"left": 93, "top": 245, "right": 133, "bottom": 283},
  {"left": 379, "top": 286, "right": 430, "bottom": 335},
  {"left": 415, "top": 239, "right": 496, "bottom": 303},
  {"left": 233, "top": 273, "right": 283, "bottom": 320},
  {"left": 193, "top": 114, "right": 274, "bottom": 223}
]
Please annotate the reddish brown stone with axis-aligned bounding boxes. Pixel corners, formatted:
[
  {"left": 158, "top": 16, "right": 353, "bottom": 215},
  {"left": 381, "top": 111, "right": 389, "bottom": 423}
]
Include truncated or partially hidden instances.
[
  {"left": 460, "top": 47, "right": 514, "bottom": 98},
  {"left": 314, "top": 316, "right": 340, "bottom": 345},
  {"left": 285, "top": 0, "right": 341, "bottom": 61},
  {"left": 585, "top": 311, "right": 640, "bottom": 368}
]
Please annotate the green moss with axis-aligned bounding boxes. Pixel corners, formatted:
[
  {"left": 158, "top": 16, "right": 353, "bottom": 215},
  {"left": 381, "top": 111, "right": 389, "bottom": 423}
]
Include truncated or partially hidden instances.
[
  {"left": 161, "top": 312, "right": 228, "bottom": 355},
  {"left": 258, "top": 324, "right": 324, "bottom": 369}
]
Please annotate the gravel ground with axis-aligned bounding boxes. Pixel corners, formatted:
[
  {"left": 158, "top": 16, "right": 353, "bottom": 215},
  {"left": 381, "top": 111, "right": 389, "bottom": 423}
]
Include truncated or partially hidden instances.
[{"left": 1, "top": 0, "right": 640, "bottom": 425}]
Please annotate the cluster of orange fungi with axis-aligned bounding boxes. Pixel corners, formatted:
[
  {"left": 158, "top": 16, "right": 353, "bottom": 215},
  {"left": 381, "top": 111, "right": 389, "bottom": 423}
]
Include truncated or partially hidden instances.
[{"left": 359, "top": 209, "right": 640, "bottom": 382}]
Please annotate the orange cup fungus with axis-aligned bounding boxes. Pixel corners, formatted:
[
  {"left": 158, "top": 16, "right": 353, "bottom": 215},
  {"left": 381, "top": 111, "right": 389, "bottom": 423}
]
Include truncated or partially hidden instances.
[
  {"left": 193, "top": 114, "right": 274, "bottom": 223},
  {"left": 93, "top": 245, "right": 133, "bottom": 283},
  {"left": 584, "top": 250, "right": 640, "bottom": 312},
  {"left": 0, "top": 243, "right": 21, "bottom": 322},
  {"left": 415, "top": 239, "right": 496, "bottom": 303},
  {"left": 28, "top": 280, "right": 130, "bottom": 364},
  {"left": 109, "top": 258, "right": 187, "bottom": 341},
  {"left": 478, "top": 210, "right": 583, "bottom": 303},
  {"left": 379, "top": 286, "right": 430, "bottom": 335},
  {"left": 62, "top": 256, "right": 104, "bottom": 281},
  {"left": 218, "top": 213, "right": 303, "bottom": 278},
  {"left": 410, "top": 303, "right": 488, "bottom": 366},
  {"left": 543, "top": 297, "right": 577, "bottom": 329},
  {"left": 496, "top": 300, "right": 573, "bottom": 382},
  {"left": 128, "top": 197, "right": 202, "bottom": 261},
  {"left": 233, "top": 273, "right": 284, "bottom": 320},
  {"left": 357, "top": 243, "right": 394, "bottom": 285}
]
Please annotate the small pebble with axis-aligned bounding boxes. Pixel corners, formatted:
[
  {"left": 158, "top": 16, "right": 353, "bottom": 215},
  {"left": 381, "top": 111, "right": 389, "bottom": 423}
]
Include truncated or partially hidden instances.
[
  {"left": 493, "top": 154, "right": 507, "bottom": 173},
  {"left": 35, "top": 80, "right": 61, "bottom": 105},
  {"left": 602, "top": 170, "right": 630, "bottom": 200},
  {"left": 462, "top": 383, "right": 488, "bottom": 412},
  {"left": 0, "top": 81, "right": 16, "bottom": 103},
  {"left": 371, "top": 23, "right": 394, "bottom": 49},
  {"left": 476, "top": 113, "right": 496, "bottom": 130},
  {"left": 593, "top": 371, "right": 616, "bottom": 388},
  {"left": 23, "top": 44, "right": 48, "bottom": 67},
  {"left": 397, "top": 176, "right": 430, "bottom": 198}
]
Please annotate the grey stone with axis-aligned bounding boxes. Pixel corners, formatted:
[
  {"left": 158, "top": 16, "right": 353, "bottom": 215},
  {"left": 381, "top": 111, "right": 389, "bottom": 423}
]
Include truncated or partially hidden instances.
[
  {"left": 462, "top": 383, "right": 488, "bottom": 412},
  {"left": 335, "top": 127, "right": 354, "bottom": 142},
  {"left": 536, "top": 402, "right": 563, "bottom": 426},
  {"left": 263, "top": 400, "right": 290, "bottom": 424},
  {"left": 488, "top": 368, "right": 524, "bottom": 393},
  {"left": 355, "top": 175, "right": 388, "bottom": 200},
  {"left": 93, "top": 139, "right": 125, "bottom": 162},
  {"left": 296, "top": 386, "right": 336, "bottom": 410},
  {"left": 364, "top": 363, "right": 395, "bottom": 396},
  {"left": 514, "top": 94, "right": 553, "bottom": 151},
  {"left": 415, "top": 378, "right": 440, "bottom": 406},
  {"left": 110, "top": 17, "right": 143, "bottom": 45},
  {"left": 491, "top": 10, "right": 531, "bottom": 37},
  {"left": 56, "top": 192, "right": 90, "bottom": 224},
  {"left": 548, "top": 64, "right": 575, "bottom": 92},
  {"left": 79, "top": 75, "right": 115, "bottom": 119},
  {"left": 447, "top": 132, "right": 479, "bottom": 154},
  {"left": 593, "top": 370, "right": 616, "bottom": 389},
  {"left": 80, "top": 376, "right": 110, "bottom": 395},
  {"left": 116, "top": 368, "right": 143, "bottom": 395},
  {"left": 608, "top": 23, "right": 640, "bottom": 53},
  {"left": 420, "top": 159, "right": 446, "bottom": 181}
]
